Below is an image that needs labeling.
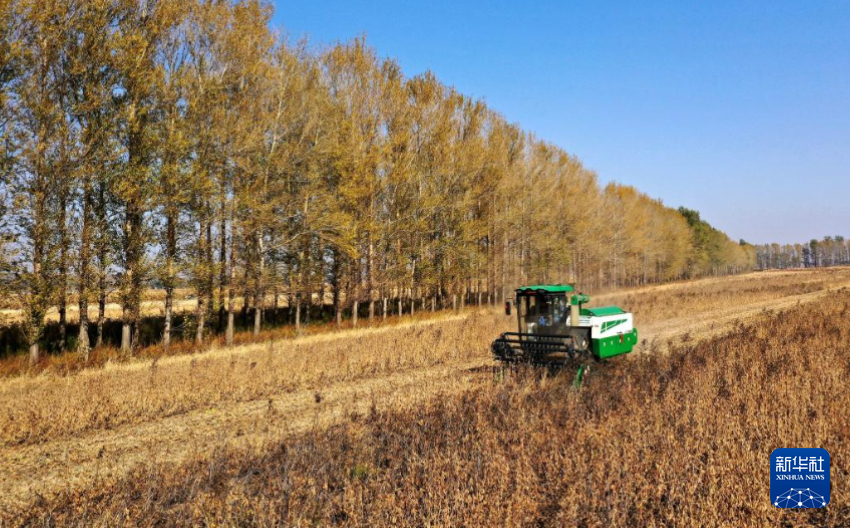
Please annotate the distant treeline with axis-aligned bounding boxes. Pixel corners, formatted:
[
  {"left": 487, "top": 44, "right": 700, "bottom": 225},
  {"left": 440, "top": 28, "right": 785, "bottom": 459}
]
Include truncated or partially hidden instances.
[
  {"left": 755, "top": 237, "right": 850, "bottom": 270},
  {"left": 0, "top": 0, "right": 754, "bottom": 362}
]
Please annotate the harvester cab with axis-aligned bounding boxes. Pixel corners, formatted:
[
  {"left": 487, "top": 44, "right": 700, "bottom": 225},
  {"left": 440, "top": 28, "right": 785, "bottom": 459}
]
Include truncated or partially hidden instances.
[{"left": 492, "top": 284, "right": 638, "bottom": 367}]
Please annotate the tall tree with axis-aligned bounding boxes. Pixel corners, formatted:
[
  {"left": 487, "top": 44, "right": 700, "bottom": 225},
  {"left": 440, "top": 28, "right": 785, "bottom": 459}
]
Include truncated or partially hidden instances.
[
  {"left": 112, "top": 0, "right": 184, "bottom": 351},
  {"left": 8, "top": 0, "right": 70, "bottom": 364},
  {"left": 155, "top": 0, "right": 190, "bottom": 350},
  {"left": 65, "top": 0, "right": 119, "bottom": 358}
]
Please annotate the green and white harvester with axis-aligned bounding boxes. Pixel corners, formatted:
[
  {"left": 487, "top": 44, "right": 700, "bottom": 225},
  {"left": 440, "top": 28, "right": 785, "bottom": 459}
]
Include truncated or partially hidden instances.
[{"left": 492, "top": 285, "right": 638, "bottom": 375}]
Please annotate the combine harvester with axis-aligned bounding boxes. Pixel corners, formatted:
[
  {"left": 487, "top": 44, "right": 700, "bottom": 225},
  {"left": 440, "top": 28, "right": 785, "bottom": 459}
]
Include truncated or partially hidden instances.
[{"left": 491, "top": 284, "right": 638, "bottom": 383}]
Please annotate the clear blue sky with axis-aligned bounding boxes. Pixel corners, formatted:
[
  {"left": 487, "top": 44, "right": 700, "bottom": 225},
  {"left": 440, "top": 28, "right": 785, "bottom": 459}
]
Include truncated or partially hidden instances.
[{"left": 271, "top": 0, "right": 849, "bottom": 244}]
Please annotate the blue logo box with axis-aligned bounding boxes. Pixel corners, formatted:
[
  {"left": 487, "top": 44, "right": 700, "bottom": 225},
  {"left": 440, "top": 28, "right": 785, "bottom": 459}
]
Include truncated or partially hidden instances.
[{"left": 770, "top": 448, "right": 830, "bottom": 508}]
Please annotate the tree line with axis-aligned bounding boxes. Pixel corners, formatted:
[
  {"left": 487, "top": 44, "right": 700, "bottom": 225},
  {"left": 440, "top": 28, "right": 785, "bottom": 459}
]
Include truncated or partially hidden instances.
[
  {"left": 755, "top": 236, "right": 850, "bottom": 270},
  {"left": 0, "top": 0, "right": 755, "bottom": 363}
]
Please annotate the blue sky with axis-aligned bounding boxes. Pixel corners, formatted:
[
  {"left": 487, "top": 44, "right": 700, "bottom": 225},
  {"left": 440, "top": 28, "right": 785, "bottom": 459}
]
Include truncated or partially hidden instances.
[{"left": 271, "top": 1, "right": 849, "bottom": 244}]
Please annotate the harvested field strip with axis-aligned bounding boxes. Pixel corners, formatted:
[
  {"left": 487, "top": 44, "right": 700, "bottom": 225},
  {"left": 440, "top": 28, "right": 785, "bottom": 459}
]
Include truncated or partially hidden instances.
[
  {"left": 0, "top": 313, "right": 491, "bottom": 448},
  {"left": 595, "top": 266, "right": 850, "bottom": 324}
]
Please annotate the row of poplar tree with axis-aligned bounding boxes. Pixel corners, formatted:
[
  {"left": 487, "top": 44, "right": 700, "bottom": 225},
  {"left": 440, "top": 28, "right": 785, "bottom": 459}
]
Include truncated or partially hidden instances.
[
  {"left": 755, "top": 237, "right": 850, "bottom": 270},
  {"left": 0, "top": 0, "right": 755, "bottom": 362}
]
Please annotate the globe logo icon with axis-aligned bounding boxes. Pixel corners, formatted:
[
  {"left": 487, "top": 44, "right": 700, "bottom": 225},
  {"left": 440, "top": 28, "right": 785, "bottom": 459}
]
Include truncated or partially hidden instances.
[{"left": 773, "top": 488, "right": 827, "bottom": 508}]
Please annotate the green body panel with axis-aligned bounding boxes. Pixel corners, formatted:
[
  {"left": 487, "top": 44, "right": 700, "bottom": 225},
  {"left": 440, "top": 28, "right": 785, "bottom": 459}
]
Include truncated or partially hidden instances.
[
  {"left": 516, "top": 284, "right": 574, "bottom": 294},
  {"left": 592, "top": 329, "right": 638, "bottom": 359},
  {"left": 585, "top": 306, "right": 625, "bottom": 317}
]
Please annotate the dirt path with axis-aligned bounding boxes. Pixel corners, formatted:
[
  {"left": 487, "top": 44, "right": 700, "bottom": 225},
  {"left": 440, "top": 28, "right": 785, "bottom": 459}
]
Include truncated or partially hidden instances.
[{"left": 1, "top": 276, "right": 848, "bottom": 515}]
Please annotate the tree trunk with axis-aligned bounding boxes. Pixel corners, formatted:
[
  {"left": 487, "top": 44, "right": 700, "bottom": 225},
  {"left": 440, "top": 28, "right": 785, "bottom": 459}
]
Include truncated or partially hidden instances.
[
  {"left": 194, "top": 217, "right": 207, "bottom": 345},
  {"left": 219, "top": 206, "right": 227, "bottom": 332},
  {"left": 97, "top": 279, "right": 106, "bottom": 348},
  {"left": 253, "top": 302, "right": 262, "bottom": 335},
  {"left": 27, "top": 254, "right": 45, "bottom": 366},
  {"left": 353, "top": 300, "right": 359, "bottom": 327},
  {"left": 58, "top": 277, "right": 67, "bottom": 351},
  {"left": 78, "top": 174, "right": 93, "bottom": 359},
  {"left": 121, "top": 206, "right": 143, "bottom": 353},
  {"left": 241, "top": 265, "right": 250, "bottom": 326},
  {"left": 163, "top": 290, "right": 173, "bottom": 350},
  {"left": 226, "top": 207, "right": 237, "bottom": 346},
  {"left": 295, "top": 294, "right": 301, "bottom": 331},
  {"left": 29, "top": 342, "right": 39, "bottom": 367},
  {"left": 95, "top": 177, "right": 107, "bottom": 349},
  {"left": 253, "top": 232, "right": 264, "bottom": 336},
  {"left": 78, "top": 295, "right": 90, "bottom": 360},
  {"left": 195, "top": 295, "right": 206, "bottom": 345},
  {"left": 131, "top": 304, "right": 141, "bottom": 351},
  {"left": 383, "top": 297, "right": 387, "bottom": 320},
  {"left": 129, "top": 213, "right": 144, "bottom": 351},
  {"left": 163, "top": 210, "right": 176, "bottom": 351},
  {"left": 58, "top": 188, "right": 68, "bottom": 352},
  {"left": 121, "top": 318, "right": 131, "bottom": 353},
  {"left": 206, "top": 218, "right": 214, "bottom": 321},
  {"left": 295, "top": 246, "right": 305, "bottom": 332},
  {"left": 331, "top": 250, "right": 342, "bottom": 328}
]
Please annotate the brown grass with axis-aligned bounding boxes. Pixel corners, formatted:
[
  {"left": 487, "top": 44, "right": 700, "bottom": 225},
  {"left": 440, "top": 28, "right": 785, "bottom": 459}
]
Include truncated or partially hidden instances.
[{"left": 2, "top": 269, "right": 850, "bottom": 526}]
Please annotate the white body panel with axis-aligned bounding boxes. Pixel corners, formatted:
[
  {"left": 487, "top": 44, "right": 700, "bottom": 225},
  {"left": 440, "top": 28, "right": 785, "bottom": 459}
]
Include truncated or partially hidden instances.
[{"left": 567, "top": 313, "right": 633, "bottom": 339}]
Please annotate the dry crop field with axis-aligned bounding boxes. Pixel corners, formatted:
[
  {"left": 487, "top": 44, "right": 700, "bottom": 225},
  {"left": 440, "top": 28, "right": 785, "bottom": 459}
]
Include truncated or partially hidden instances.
[
  {"left": 0, "top": 289, "right": 198, "bottom": 326},
  {"left": 2, "top": 268, "right": 850, "bottom": 526}
]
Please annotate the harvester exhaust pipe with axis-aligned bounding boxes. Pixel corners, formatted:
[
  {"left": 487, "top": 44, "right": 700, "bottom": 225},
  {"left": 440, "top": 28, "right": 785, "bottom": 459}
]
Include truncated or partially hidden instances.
[
  {"left": 570, "top": 293, "right": 589, "bottom": 327},
  {"left": 571, "top": 300, "right": 580, "bottom": 327}
]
